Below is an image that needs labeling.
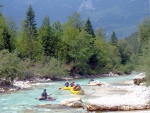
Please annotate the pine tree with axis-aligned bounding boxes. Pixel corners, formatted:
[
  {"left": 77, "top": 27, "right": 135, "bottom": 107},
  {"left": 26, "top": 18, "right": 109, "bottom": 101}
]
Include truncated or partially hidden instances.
[
  {"left": 18, "top": 5, "right": 42, "bottom": 59},
  {"left": 84, "top": 18, "right": 95, "bottom": 38},
  {"left": 52, "top": 21, "right": 63, "bottom": 58},
  {"left": 0, "top": 14, "right": 12, "bottom": 52},
  {"left": 2, "top": 27, "right": 11, "bottom": 51},
  {"left": 23, "top": 5, "right": 37, "bottom": 59},
  {"left": 24, "top": 5, "right": 37, "bottom": 38},
  {"left": 38, "top": 16, "right": 55, "bottom": 57},
  {"left": 6, "top": 17, "right": 18, "bottom": 51},
  {"left": 110, "top": 31, "right": 118, "bottom": 46}
]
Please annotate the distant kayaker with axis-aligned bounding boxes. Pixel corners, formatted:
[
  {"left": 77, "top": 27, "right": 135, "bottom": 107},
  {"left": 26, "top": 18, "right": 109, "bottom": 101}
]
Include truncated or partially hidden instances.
[{"left": 39, "top": 89, "right": 47, "bottom": 100}]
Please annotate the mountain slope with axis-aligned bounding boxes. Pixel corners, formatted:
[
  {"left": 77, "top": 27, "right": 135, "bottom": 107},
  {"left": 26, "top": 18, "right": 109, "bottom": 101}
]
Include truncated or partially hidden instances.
[{"left": 0, "top": 0, "right": 149, "bottom": 38}]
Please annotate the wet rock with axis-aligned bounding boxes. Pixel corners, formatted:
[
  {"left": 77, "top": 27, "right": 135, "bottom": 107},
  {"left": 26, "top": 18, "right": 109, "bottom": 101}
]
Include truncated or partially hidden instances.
[
  {"left": 88, "top": 81, "right": 108, "bottom": 86},
  {"left": 78, "top": 89, "right": 85, "bottom": 95},
  {"left": 60, "top": 98, "right": 83, "bottom": 108},
  {"left": 133, "top": 73, "right": 146, "bottom": 85}
]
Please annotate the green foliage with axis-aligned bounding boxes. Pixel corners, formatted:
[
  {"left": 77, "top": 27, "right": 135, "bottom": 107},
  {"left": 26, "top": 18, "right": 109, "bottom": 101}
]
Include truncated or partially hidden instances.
[
  {"left": 118, "top": 39, "right": 132, "bottom": 65},
  {"left": 0, "top": 15, "right": 12, "bottom": 52},
  {"left": 0, "top": 50, "right": 24, "bottom": 81},
  {"left": 67, "top": 12, "right": 83, "bottom": 30},
  {"left": 84, "top": 18, "right": 95, "bottom": 38},
  {"left": 38, "top": 16, "right": 56, "bottom": 57},
  {"left": 125, "top": 32, "right": 140, "bottom": 54},
  {"left": 17, "top": 5, "right": 42, "bottom": 60},
  {"left": 138, "top": 17, "right": 150, "bottom": 85},
  {"left": 110, "top": 31, "right": 118, "bottom": 46},
  {"left": 34, "top": 57, "right": 68, "bottom": 78},
  {"left": 2, "top": 27, "right": 12, "bottom": 51},
  {"left": 16, "top": 32, "right": 43, "bottom": 60},
  {"left": 52, "top": 21, "right": 63, "bottom": 58},
  {"left": 95, "top": 28, "right": 106, "bottom": 39},
  {"left": 0, "top": 6, "right": 141, "bottom": 81},
  {"left": 105, "top": 43, "right": 121, "bottom": 72},
  {"left": 24, "top": 5, "right": 37, "bottom": 38},
  {"left": 60, "top": 22, "right": 80, "bottom": 61},
  {"left": 138, "top": 17, "right": 150, "bottom": 43},
  {"left": 6, "top": 16, "right": 18, "bottom": 51},
  {"left": 93, "top": 31, "right": 107, "bottom": 71}
]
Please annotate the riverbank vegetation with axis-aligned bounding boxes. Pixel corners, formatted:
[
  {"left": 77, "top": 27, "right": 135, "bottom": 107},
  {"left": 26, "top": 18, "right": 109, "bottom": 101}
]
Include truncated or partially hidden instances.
[{"left": 0, "top": 5, "right": 149, "bottom": 85}]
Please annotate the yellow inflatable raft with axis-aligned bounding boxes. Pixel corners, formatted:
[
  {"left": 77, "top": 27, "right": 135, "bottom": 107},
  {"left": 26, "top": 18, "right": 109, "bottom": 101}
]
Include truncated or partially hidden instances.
[
  {"left": 70, "top": 89, "right": 80, "bottom": 95},
  {"left": 62, "top": 86, "right": 73, "bottom": 90}
]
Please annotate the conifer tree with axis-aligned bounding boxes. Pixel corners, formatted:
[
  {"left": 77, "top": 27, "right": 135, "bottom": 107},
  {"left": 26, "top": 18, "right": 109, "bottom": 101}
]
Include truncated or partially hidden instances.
[
  {"left": 2, "top": 27, "right": 11, "bottom": 51},
  {"left": 38, "top": 16, "right": 55, "bottom": 57},
  {"left": 110, "top": 31, "right": 118, "bottom": 46},
  {"left": 84, "top": 18, "right": 95, "bottom": 38},
  {"left": 52, "top": 21, "right": 63, "bottom": 58},
  {"left": 18, "top": 5, "right": 42, "bottom": 59},
  {"left": 0, "top": 14, "right": 12, "bottom": 52},
  {"left": 24, "top": 5, "right": 37, "bottom": 38}
]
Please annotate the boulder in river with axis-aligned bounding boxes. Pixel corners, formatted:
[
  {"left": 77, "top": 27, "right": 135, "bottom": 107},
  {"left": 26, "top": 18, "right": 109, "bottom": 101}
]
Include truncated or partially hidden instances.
[
  {"left": 133, "top": 73, "right": 146, "bottom": 85},
  {"left": 60, "top": 98, "right": 83, "bottom": 108},
  {"left": 86, "top": 88, "right": 150, "bottom": 111}
]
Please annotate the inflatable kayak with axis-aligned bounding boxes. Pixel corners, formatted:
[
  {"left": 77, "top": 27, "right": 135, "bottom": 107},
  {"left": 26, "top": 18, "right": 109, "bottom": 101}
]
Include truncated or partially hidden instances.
[
  {"left": 70, "top": 89, "right": 80, "bottom": 95},
  {"left": 62, "top": 86, "right": 73, "bottom": 90},
  {"left": 35, "top": 97, "right": 56, "bottom": 101}
]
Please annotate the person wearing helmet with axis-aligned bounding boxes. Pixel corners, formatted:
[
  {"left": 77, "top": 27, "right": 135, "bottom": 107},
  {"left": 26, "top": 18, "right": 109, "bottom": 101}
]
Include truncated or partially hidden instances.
[
  {"left": 70, "top": 81, "right": 75, "bottom": 87},
  {"left": 73, "top": 84, "right": 81, "bottom": 91},
  {"left": 65, "top": 81, "right": 69, "bottom": 87},
  {"left": 39, "top": 89, "right": 47, "bottom": 100}
]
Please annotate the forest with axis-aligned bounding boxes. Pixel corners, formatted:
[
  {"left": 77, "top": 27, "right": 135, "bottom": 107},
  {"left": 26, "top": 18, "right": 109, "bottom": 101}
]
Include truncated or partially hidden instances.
[{"left": 0, "top": 5, "right": 150, "bottom": 85}]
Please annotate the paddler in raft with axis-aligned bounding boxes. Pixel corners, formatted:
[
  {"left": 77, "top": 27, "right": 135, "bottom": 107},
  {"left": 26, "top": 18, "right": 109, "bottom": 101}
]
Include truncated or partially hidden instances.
[
  {"left": 64, "top": 81, "right": 69, "bottom": 87},
  {"left": 70, "top": 81, "right": 75, "bottom": 87},
  {"left": 73, "top": 84, "right": 81, "bottom": 91}
]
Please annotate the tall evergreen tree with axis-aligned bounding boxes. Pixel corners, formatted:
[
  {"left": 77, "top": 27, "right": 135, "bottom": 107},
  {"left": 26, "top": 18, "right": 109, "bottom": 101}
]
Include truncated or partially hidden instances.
[
  {"left": 24, "top": 5, "right": 37, "bottom": 38},
  {"left": 17, "top": 5, "right": 42, "bottom": 59},
  {"left": 2, "top": 27, "right": 11, "bottom": 51},
  {"left": 110, "top": 31, "right": 118, "bottom": 46},
  {"left": 24, "top": 5, "right": 37, "bottom": 59},
  {"left": 38, "top": 16, "right": 55, "bottom": 57},
  {"left": 52, "top": 21, "right": 63, "bottom": 59},
  {"left": 84, "top": 18, "right": 95, "bottom": 38},
  {"left": 6, "top": 17, "right": 18, "bottom": 51},
  {"left": 0, "top": 14, "right": 12, "bottom": 52}
]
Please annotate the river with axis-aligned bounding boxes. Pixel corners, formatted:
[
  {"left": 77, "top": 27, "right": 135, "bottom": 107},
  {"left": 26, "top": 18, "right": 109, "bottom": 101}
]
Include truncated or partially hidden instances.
[{"left": 0, "top": 74, "right": 150, "bottom": 113}]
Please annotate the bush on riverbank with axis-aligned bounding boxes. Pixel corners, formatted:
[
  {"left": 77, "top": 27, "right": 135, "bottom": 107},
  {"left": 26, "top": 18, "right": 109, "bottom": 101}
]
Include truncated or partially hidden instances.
[
  {"left": 33, "top": 57, "right": 68, "bottom": 78},
  {"left": 0, "top": 50, "right": 68, "bottom": 85},
  {"left": 0, "top": 50, "right": 24, "bottom": 82}
]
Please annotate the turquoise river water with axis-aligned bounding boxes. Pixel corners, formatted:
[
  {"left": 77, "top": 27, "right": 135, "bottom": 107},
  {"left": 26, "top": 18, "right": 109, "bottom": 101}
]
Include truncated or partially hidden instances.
[{"left": 0, "top": 75, "right": 150, "bottom": 113}]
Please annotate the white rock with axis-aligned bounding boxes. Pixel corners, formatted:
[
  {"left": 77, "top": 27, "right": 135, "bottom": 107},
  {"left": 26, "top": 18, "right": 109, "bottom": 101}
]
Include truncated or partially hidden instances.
[
  {"left": 86, "top": 86, "right": 150, "bottom": 111},
  {"left": 60, "top": 98, "right": 83, "bottom": 107},
  {"left": 13, "top": 81, "right": 31, "bottom": 89}
]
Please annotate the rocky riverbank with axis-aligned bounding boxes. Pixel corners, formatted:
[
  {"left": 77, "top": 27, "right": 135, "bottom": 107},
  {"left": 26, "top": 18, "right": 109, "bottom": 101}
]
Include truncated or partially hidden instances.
[
  {"left": 60, "top": 73, "right": 150, "bottom": 112},
  {"left": 0, "top": 72, "right": 120, "bottom": 93}
]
